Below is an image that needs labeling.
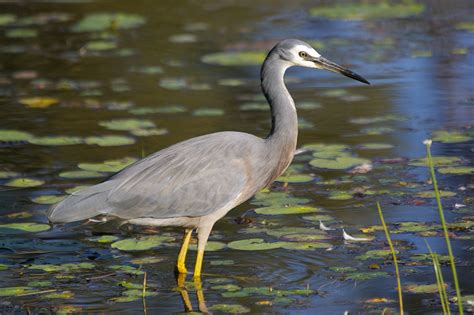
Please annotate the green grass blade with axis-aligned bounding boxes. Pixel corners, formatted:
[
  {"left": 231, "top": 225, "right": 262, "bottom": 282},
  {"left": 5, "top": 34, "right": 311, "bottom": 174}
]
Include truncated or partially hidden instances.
[
  {"left": 426, "top": 240, "right": 450, "bottom": 314},
  {"left": 425, "top": 140, "right": 462, "bottom": 314},
  {"left": 376, "top": 202, "right": 404, "bottom": 315}
]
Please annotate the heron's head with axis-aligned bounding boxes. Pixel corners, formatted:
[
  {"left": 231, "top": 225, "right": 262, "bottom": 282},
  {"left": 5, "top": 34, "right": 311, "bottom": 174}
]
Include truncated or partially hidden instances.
[{"left": 272, "top": 39, "right": 369, "bottom": 84}]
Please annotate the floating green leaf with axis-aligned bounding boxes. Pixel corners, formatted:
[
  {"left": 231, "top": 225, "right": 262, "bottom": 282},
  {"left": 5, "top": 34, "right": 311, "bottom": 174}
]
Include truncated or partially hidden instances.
[
  {"left": 19, "top": 96, "right": 59, "bottom": 108},
  {"left": 31, "top": 195, "right": 65, "bottom": 204},
  {"left": 239, "top": 102, "right": 268, "bottom": 111},
  {"left": 111, "top": 235, "right": 174, "bottom": 251},
  {"left": 356, "top": 249, "right": 398, "bottom": 260},
  {"left": 0, "top": 171, "right": 19, "bottom": 179},
  {"left": 87, "top": 235, "right": 120, "bottom": 243},
  {"left": 59, "top": 170, "right": 104, "bottom": 179},
  {"left": 358, "top": 143, "right": 394, "bottom": 150},
  {"left": 405, "top": 283, "right": 443, "bottom": 294},
  {"left": 432, "top": 130, "right": 471, "bottom": 143},
  {"left": 71, "top": 13, "right": 146, "bottom": 32},
  {"left": 85, "top": 135, "right": 135, "bottom": 146},
  {"left": 5, "top": 28, "right": 38, "bottom": 38},
  {"left": 4, "top": 178, "right": 44, "bottom": 188},
  {"left": 209, "top": 304, "right": 250, "bottom": 314},
  {"left": 438, "top": 167, "right": 474, "bottom": 175},
  {"left": 227, "top": 238, "right": 282, "bottom": 251},
  {"left": 30, "top": 136, "right": 83, "bottom": 146},
  {"left": 350, "top": 115, "right": 403, "bottom": 124},
  {"left": 108, "top": 265, "right": 144, "bottom": 275},
  {"left": 279, "top": 242, "right": 332, "bottom": 250},
  {"left": 255, "top": 205, "right": 320, "bottom": 215},
  {"left": 0, "top": 14, "right": 16, "bottom": 26},
  {"left": 456, "top": 22, "right": 474, "bottom": 32},
  {"left": 78, "top": 157, "right": 137, "bottom": 173},
  {"left": 310, "top": 156, "right": 370, "bottom": 170},
  {"left": 99, "top": 119, "right": 155, "bottom": 131},
  {"left": 130, "top": 128, "right": 168, "bottom": 137},
  {"left": 190, "top": 241, "right": 226, "bottom": 252},
  {"left": 416, "top": 191, "right": 456, "bottom": 198},
  {"left": 29, "top": 262, "right": 94, "bottom": 272},
  {"left": 85, "top": 40, "right": 117, "bottom": 51},
  {"left": 192, "top": 108, "right": 224, "bottom": 116},
  {"left": 202, "top": 51, "right": 266, "bottom": 66},
  {"left": 0, "top": 287, "right": 30, "bottom": 297},
  {"left": 276, "top": 174, "right": 313, "bottom": 183},
  {"left": 0, "top": 130, "right": 33, "bottom": 142},
  {"left": 310, "top": 2, "right": 424, "bottom": 20},
  {"left": 345, "top": 271, "right": 389, "bottom": 281},
  {"left": 409, "top": 156, "right": 462, "bottom": 167},
  {"left": 328, "top": 190, "right": 353, "bottom": 200},
  {"left": 0, "top": 222, "right": 50, "bottom": 234}
]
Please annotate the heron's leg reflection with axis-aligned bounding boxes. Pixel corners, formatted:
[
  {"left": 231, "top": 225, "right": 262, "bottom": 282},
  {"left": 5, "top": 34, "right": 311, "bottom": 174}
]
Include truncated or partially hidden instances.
[
  {"left": 194, "top": 276, "right": 209, "bottom": 314},
  {"left": 176, "top": 272, "right": 193, "bottom": 312},
  {"left": 176, "top": 271, "right": 209, "bottom": 314},
  {"left": 176, "top": 228, "right": 193, "bottom": 274}
]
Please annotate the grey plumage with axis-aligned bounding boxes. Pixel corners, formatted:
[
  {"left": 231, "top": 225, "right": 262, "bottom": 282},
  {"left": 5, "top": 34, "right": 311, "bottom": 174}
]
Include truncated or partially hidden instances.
[{"left": 48, "top": 39, "right": 368, "bottom": 276}]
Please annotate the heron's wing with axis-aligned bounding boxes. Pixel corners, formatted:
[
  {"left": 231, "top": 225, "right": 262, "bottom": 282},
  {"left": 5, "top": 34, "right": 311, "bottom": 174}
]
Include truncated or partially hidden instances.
[{"left": 106, "top": 133, "right": 251, "bottom": 219}]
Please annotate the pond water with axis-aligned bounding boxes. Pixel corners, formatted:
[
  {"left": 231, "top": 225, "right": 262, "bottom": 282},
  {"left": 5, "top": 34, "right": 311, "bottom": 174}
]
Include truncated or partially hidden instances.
[{"left": 0, "top": 0, "right": 473, "bottom": 314}]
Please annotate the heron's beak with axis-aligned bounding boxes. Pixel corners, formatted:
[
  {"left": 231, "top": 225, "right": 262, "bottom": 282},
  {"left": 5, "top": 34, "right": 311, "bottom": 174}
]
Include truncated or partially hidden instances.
[{"left": 311, "top": 56, "right": 370, "bottom": 85}]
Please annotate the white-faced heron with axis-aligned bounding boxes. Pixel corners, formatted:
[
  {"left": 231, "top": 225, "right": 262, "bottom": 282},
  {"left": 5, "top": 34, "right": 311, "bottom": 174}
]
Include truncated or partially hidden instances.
[{"left": 48, "top": 39, "right": 369, "bottom": 278}]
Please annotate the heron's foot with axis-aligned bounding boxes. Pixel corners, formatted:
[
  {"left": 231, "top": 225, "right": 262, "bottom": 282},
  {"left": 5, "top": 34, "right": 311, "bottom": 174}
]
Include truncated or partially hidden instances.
[{"left": 176, "top": 263, "right": 187, "bottom": 274}]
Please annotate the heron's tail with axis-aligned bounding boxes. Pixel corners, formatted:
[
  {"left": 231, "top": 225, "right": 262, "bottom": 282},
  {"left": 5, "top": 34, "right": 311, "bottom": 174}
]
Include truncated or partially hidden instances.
[{"left": 47, "top": 181, "right": 116, "bottom": 223}]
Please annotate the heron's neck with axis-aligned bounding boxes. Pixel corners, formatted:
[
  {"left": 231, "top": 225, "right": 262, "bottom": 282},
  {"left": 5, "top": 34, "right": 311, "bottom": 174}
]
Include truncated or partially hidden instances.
[{"left": 261, "top": 58, "right": 298, "bottom": 175}]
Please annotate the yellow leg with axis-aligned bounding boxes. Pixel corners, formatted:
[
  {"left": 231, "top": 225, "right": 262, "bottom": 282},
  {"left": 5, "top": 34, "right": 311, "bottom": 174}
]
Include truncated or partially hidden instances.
[
  {"left": 193, "top": 250, "right": 204, "bottom": 278},
  {"left": 176, "top": 229, "right": 193, "bottom": 274}
]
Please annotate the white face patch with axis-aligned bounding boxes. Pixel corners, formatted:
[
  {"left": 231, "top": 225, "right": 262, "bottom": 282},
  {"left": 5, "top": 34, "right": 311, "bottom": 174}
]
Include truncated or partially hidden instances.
[{"left": 290, "top": 44, "right": 321, "bottom": 68}]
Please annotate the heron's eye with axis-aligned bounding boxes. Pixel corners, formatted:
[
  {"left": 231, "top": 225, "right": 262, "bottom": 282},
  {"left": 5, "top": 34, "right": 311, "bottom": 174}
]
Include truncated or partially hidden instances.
[{"left": 299, "top": 51, "right": 308, "bottom": 58}]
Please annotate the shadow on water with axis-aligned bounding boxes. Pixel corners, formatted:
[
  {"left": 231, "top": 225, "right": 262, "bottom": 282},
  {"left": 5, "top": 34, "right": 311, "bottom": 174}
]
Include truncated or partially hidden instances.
[{"left": 0, "top": 0, "right": 473, "bottom": 313}]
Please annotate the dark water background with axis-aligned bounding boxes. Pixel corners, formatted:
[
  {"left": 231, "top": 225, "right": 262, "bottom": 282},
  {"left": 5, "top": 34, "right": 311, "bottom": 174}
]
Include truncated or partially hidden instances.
[{"left": 0, "top": 0, "right": 473, "bottom": 314}]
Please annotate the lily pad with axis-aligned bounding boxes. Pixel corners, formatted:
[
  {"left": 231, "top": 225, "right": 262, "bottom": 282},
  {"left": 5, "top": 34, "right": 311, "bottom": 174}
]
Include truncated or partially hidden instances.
[
  {"left": 251, "top": 191, "right": 310, "bottom": 207},
  {"left": 255, "top": 205, "right": 320, "bottom": 215},
  {"left": 438, "top": 167, "right": 474, "bottom": 175},
  {"left": 276, "top": 174, "right": 313, "bottom": 183},
  {"left": 71, "top": 13, "right": 146, "bottom": 32},
  {"left": 130, "top": 128, "right": 168, "bottom": 137},
  {"left": 85, "top": 40, "right": 117, "bottom": 51},
  {"left": 111, "top": 235, "right": 174, "bottom": 251},
  {"left": 99, "top": 119, "right": 155, "bottom": 131},
  {"left": 361, "top": 127, "right": 394, "bottom": 135},
  {"left": 228, "top": 238, "right": 282, "bottom": 251},
  {"left": 190, "top": 241, "right": 226, "bottom": 252},
  {"left": 78, "top": 157, "right": 137, "bottom": 173},
  {"left": 328, "top": 191, "right": 353, "bottom": 200},
  {"left": 358, "top": 143, "right": 394, "bottom": 150},
  {"left": 85, "top": 135, "right": 135, "bottom": 146},
  {"left": 279, "top": 242, "right": 332, "bottom": 250},
  {"left": 0, "top": 222, "right": 50, "bottom": 234},
  {"left": 192, "top": 108, "right": 224, "bottom": 116},
  {"left": 87, "top": 235, "right": 120, "bottom": 243},
  {"left": 5, "top": 28, "right": 38, "bottom": 38},
  {"left": 108, "top": 265, "right": 144, "bottom": 275},
  {"left": 209, "top": 304, "right": 250, "bottom": 314},
  {"left": 0, "top": 129, "right": 34, "bottom": 142},
  {"left": 0, "top": 14, "right": 16, "bottom": 26},
  {"left": 0, "top": 287, "right": 31, "bottom": 297},
  {"left": 239, "top": 102, "right": 268, "bottom": 111},
  {"left": 201, "top": 51, "right": 266, "bottom": 66},
  {"left": 59, "top": 170, "right": 104, "bottom": 179},
  {"left": 310, "top": 156, "right": 370, "bottom": 170},
  {"left": 30, "top": 136, "right": 83, "bottom": 146},
  {"left": 415, "top": 191, "right": 456, "bottom": 198},
  {"left": 0, "top": 171, "right": 20, "bottom": 179},
  {"left": 19, "top": 96, "right": 59, "bottom": 108},
  {"left": 405, "top": 283, "right": 443, "bottom": 294},
  {"left": 356, "top": 249, "right": 398, "bottom": 260},
  {"left": 409, "top": 156, "right": 462, "bottom": 167},
  {"left": 4, "top": 178, "right": 44, "bottom": 188},
  {"left": 44, "top": 291, "right": 74, "bottom": 299},
  {"left": 310, "top": 2, "right": 424, "bottom": 20},
  {"left": 31, "top": 195, "right": 65, "bottom": 204},
  {"left": 345, "top": 271, "right": 389, "bottom": 281},
  {"left": 432, "top": 130, "right": 471, "bottom": 143}
]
